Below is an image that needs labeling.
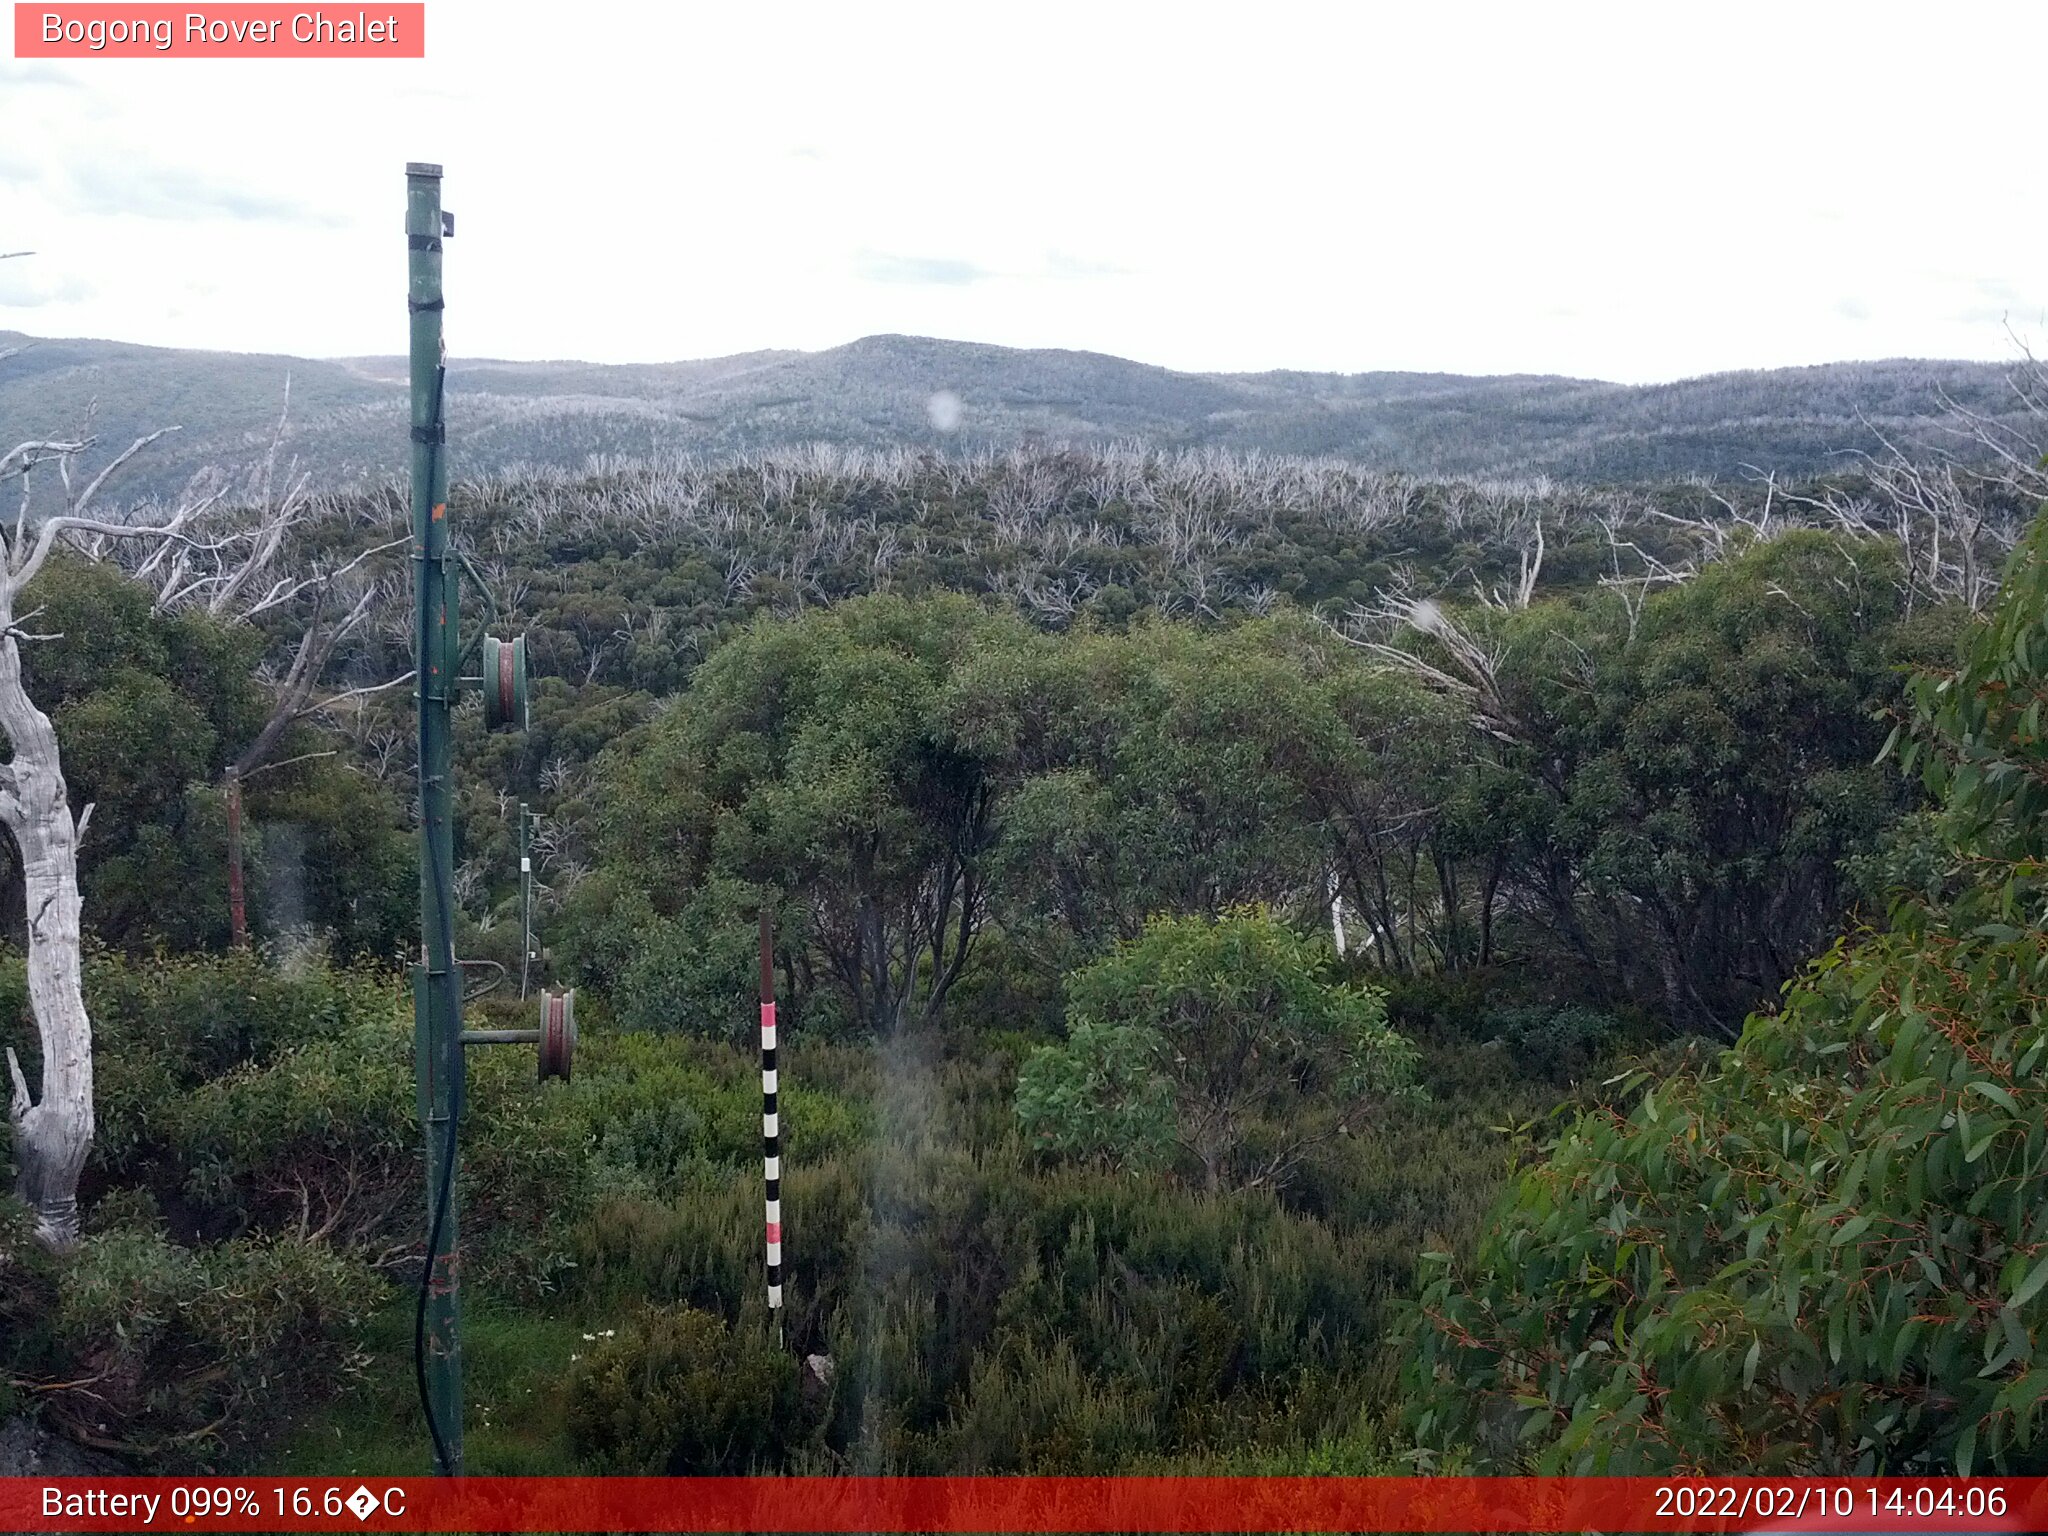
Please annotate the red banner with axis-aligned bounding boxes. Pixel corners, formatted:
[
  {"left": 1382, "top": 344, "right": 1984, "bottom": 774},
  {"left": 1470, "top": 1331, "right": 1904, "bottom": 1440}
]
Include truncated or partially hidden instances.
[
  {"left": 2, "top": 1476, "right": 2044, "bottom": 1532},
  {"left": 13, "top": 4, "right": 425, "bottom": 57}
]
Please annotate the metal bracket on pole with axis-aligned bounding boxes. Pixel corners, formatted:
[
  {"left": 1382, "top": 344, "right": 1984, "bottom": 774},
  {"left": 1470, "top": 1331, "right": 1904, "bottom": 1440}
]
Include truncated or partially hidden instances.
[{"left": 459, "top": 989, "right": 576, "bottom": 1081}]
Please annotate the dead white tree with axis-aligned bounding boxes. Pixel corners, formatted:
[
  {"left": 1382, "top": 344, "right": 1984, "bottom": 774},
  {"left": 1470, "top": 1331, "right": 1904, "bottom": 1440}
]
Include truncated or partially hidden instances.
[
  {"left": 1339, "top": 581, "right": 1521, "bottom": 745},
  {"left": 0, "top": 419, "right": 229, "bottom": 1248},
  {"left": 1475, "top": 514, "right": 1545, "bottom": 611},
  {"left": 1595, "top": 509, "right": 1702, "bottom": 642},
  {"left": 1764, "top": 354, "right": 2048, "bottom": 615},
  {"left": 1779, "top": 417, "right": 2036, "bottom": 616}
]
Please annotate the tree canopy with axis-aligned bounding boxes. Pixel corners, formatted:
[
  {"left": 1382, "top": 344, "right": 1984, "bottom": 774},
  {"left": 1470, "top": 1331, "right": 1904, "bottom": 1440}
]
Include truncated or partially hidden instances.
[
  {"left": 1404, "top": 516, "right": 2048, "bottom": 1474},
  {"left": 1017, "top": 908, "right": 1420, "bottom": 1191}
]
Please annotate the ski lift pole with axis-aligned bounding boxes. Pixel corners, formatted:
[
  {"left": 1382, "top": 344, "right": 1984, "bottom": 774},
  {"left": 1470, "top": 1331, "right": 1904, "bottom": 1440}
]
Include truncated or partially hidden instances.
[
  {"left": 407, "top": 160, "right": 464, "bottom": 1478},
  {"left": 404, "top": 161, "right": 556, "bottom": 1479}
]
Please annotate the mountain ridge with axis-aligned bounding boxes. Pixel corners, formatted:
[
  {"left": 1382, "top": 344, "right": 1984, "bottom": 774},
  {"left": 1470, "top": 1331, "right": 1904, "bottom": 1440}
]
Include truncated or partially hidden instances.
[{"left": 2, "top": 328, "right": 2034, "bottom": 504}]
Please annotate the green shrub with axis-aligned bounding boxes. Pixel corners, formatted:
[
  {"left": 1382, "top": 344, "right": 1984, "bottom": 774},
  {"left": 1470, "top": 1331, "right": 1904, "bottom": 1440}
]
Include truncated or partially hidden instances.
[
  {"left": 564, "top": 1042, "right": 1435, "bottom": 1477},
  {"left": 1376, "top": 969, "right": 1505, "bottom": 1044},
  {"left": 1485, "top": 1004, "right": 1621, "bottom": 1083},
  {"left": 0, "top": 1198, "right": 64, "bottom": 1390},
  {"left": 95, "top": 968, "right": 607, "bottom": 1293},
  {"left": 46, "top": 1228, "right": 381, "bottom": 1455},
  {"left": 1015, "top": 1019, "right": 1174, "bottom": 1172},
  {"left": 942, "top": 928, "right": 1066, "bottom": 1042},
  {"left": 933, "top": 1336, "right": 1162, "bottom": 1471},
  {"left": 567, "top": 1304, "right": 801, "bottom": 1472},
  {"left": 574, "top": 1030, "right": 869, "bottom": 1197},
  {"left": 73, "top": 950, "right": 402, "bottom": 1177},
  {"left": 1018, "top": 910, "right": 1419, "bottom": 1190},
  {"left": 158, "top": 1018, "right": 415, "bottom": 1243}
]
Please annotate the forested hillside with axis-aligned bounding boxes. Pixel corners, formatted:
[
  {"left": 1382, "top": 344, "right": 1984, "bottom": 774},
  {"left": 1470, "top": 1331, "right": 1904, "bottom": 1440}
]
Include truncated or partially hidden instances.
[
  {"left": 3, "top": 328, "right": 2039, "bottom": 507},
  {"left": 6, "top": 427, "right": 2048, "bottom": 1476}
]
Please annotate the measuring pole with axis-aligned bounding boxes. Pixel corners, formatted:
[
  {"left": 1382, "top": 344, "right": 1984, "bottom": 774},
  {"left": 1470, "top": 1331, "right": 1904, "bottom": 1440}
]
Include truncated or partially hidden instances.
[
  {"left": 760, "top": 909, "right": 784, "bottom": 1347},
  {"left": 407, "top": 159, "right": 465, "bottom": 1477}
]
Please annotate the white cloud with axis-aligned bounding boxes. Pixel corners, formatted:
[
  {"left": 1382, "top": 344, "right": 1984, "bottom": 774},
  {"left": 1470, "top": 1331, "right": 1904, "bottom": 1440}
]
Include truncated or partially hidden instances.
[
  {"left": 3, "top": 0, "right": 2043, "bottom": 382},
  {"left": 854, "top": 251, "right": 993, "bottom": 286}
]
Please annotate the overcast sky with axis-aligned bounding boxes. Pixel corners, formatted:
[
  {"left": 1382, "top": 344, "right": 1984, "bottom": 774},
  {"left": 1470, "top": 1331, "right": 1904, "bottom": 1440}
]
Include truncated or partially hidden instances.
[{"left": 3, "top": 1, "right": 2043, "bottom": 383}]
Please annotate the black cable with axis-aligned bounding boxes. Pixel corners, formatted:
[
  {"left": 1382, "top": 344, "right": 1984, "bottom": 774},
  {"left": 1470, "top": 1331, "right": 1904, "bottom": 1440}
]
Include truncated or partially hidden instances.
[
  {"left": 411, "top": 361, "right": 464, "bottom": 1478},
  {"left": 415, "top": 1043, "right": 460, "bottom": 1473}
]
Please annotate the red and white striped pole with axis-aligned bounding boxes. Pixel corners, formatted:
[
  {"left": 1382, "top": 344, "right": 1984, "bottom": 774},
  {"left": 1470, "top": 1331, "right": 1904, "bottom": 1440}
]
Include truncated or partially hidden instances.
[{"left": 759, "top": 908, "right": 784, "bottom": 1347}]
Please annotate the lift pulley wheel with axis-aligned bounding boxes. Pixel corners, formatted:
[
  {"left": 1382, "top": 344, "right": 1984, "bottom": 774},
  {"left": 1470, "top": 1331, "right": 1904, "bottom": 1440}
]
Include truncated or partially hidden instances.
[
  {"left": 482, "top": 634, "right": 529, "bottom": 731},
  {"left": 538, "top": 987, "right": 576, "bottom": 1082}
]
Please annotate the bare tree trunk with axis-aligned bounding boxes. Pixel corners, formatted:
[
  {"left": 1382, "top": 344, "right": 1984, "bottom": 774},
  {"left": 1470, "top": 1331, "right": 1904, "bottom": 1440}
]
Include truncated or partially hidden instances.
[{"left": 0, "top": 626, "right": 93, "bottom": 1250}]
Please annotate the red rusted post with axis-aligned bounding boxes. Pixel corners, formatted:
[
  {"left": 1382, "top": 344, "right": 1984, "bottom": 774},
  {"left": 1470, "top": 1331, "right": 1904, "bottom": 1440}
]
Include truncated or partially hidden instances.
[{"left": 225, "top": 765, "right": 248, "bottom": 948}]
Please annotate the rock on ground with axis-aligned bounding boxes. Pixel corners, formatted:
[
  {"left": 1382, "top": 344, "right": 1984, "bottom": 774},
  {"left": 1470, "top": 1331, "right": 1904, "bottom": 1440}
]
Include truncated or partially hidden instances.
[{"left": 0, "top": 1416, "right": 129, "bottom": 1476}]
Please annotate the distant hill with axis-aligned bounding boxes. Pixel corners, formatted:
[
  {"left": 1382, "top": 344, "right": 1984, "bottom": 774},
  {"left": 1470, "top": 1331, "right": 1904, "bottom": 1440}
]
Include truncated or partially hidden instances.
[{"left": 0, "top": 330, "right": 2034, "bottom": 507}]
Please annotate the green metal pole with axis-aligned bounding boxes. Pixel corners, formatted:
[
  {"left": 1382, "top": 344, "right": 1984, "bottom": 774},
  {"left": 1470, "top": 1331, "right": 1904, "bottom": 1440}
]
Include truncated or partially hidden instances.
[{"left": 406, "top": 160, "right": 464, "bottom": 1477}]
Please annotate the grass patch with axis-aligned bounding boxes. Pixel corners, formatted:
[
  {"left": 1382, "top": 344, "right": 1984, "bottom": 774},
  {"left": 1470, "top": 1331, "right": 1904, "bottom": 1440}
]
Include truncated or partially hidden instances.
[{"left": 268, "top": 1303, "right": 591, "bottom": 1476}]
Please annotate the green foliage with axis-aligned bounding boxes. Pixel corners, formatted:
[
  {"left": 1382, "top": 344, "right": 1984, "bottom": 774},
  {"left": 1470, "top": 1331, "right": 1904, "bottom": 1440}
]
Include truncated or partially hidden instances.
[
  {"left": 944, "top": 615, "right": 1473, "bottom": 981},
  {"left": 567, "top": 1304, "right": 802, "bottom": 1472},
  {"left": 5, "top": 953, "right": 589, "bottom": 1282},
  {"left": 561, "top": 873, "right": 766, "bottom": 1040},
  {"left": 1016, "top": 1019, "right": 1175, "bottom": 1171},
  {"left": 959, "top": 618, "right": 1365, "bottom": 957},
  {"left": 67, "top": 949, "right": 402, "bottom": 1179},
  {"left": 158, "top": 1018, "right": 417, "bottom": 1246},
  {"left": 1480, "top": 531, "right": 1925, "bottom": 1028},
  {"left": 587, "top": 593, "right": 1027, "bottom": 1035},
  {"left": 575, "top": 1030, "right": 869, "bottom": 1200},
  {"left": 245, "top": 755, "right": 414, "bottom": 963},
  {"left": 1485, "top": 1004, "right": 1623, "bottom": 1084},
  {"left": 1404, "top": 510, "right": 2048, "bottom": 1475},
  {"left": 6, "top": 941, "right": 1541, "bottom": 1477},
  {"left": 0, "top": 555, "right": 414, "bottom": 957},
  {"left": 566, "top": 542, "right": 1925, "bottom": 1050},
  {"left": 1019, "top": 910, "right": 1419, "bottom": 1190},
  {"left": 3, "top": 415, "right": 2000, "bottom": 1480},
  {"left": 6, "top": 1212, "right": 383, "bottom": 1456},
  {"left": 557, "top": 1017, "right": 1536, "bottom": 1475},
  {"left": 936, "top": 927, "right": 1065, "bottom": 1040},
  {"left": 14, "top": 558, "right": 257, "bottom": 949}
]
